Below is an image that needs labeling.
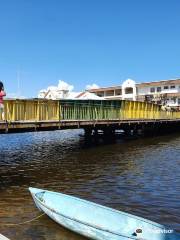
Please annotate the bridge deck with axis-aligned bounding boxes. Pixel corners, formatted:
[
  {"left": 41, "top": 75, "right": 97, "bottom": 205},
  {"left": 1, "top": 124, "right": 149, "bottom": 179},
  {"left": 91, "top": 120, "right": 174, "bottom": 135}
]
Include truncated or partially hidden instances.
[{"left": 1, "top": 119, "right": 180, "bottom": 133}]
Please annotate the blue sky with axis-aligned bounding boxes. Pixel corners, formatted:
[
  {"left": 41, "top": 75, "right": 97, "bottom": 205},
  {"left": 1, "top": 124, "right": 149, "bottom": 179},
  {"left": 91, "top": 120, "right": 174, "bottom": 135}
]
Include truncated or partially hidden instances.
[{"left": 0, "top": 0, "right": 180, "bottom": 97}]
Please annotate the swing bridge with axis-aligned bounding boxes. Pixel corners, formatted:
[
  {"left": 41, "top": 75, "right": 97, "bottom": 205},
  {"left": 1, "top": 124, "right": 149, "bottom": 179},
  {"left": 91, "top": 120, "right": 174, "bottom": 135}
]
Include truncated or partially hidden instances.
[{"left": 0, "top": 99, "right": 180, "bottom": 135}]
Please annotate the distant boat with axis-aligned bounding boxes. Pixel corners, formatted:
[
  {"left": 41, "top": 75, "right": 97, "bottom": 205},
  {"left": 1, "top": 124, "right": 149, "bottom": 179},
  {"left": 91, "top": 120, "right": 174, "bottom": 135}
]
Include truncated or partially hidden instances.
[{"left": 29, "top": 187, "right": 179, "bottom": 240}]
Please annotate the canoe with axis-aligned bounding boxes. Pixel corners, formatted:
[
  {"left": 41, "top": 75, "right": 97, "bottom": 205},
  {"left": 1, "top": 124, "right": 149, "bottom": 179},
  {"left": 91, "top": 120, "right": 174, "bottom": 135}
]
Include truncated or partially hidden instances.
[
  {"left": 0, "top": 234, "right": 10, "bottom": 240},
  {"left": 29, "top": 187, "right": 178, "bottom": 240}
]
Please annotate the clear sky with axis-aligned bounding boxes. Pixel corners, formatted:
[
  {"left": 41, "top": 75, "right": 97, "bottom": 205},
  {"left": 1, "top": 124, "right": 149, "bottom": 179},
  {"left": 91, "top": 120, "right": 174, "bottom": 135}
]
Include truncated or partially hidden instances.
[{"left": 0, "top": 0, "right": 180, "bottom": 97}]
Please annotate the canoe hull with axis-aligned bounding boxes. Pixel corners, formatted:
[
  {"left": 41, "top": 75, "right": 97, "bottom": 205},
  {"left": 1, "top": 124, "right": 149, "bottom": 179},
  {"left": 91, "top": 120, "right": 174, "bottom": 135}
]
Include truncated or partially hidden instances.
[
  {"left": 0, "top": 234, "right": 10, "bottom": 240},
  {"left": 29, "top": 187, "right": 178, "bottom": 240},
  {"left": 31, "top": 194, "right": 127, "bottom": 240}
]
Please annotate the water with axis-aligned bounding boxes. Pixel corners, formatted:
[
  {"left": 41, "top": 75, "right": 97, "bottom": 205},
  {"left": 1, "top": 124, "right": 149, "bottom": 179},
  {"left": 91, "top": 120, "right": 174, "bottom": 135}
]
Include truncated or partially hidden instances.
[{"left": 0, "top": 130, "right": 180, "bottom": 239}]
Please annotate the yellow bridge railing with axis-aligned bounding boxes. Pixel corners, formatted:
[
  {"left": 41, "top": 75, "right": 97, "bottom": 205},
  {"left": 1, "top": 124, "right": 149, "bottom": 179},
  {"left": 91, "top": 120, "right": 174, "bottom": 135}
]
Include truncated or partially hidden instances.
[
  {"left": 0, "top": 99, "right": 180, "bottom": 122},
  {"left": 1, "top": 99, "right": 59, "bottom": 121}
]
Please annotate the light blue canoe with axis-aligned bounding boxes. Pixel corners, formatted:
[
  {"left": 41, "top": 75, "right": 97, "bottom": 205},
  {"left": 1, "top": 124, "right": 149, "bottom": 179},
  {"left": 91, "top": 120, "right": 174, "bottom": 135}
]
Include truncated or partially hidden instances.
[
  {"left": 0, "top": 234, "right": 11, "bottom": 240},
  {"left": 29, "top": 187, "right": 179, "bottom": 240}
]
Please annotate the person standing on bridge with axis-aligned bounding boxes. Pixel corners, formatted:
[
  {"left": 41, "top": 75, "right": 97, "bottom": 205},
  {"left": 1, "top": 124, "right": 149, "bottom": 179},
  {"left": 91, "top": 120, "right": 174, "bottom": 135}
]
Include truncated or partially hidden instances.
[{"left": 0, "top": 81, "right": 6, "bottom": 120}]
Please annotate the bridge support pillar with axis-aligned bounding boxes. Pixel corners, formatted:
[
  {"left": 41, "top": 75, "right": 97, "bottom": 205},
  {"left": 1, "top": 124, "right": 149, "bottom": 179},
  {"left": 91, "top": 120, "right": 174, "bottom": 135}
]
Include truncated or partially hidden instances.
[
  {"left": 102, "top": 128, "right": 116, "bottom": 142},
  {"left": 84, "top": 128, "right": 92, "bottom": 138}
]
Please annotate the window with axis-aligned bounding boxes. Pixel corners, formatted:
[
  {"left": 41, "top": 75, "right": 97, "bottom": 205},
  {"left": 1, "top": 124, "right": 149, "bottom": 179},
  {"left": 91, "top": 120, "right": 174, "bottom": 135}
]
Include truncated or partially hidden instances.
[
  {"left": 105, "top": 90, "right": 114, "bottom": 96},
  {"left": 157, "top": 87, "right": 161, "bottom": 92},
  {"left": 150, "top": 87, "right": 155, "bottom": 93},
  {"left": 97, "top": 92, "right": 105, "bottom": 97},
  {"left": 115, "top": 89, "right": 122, "bottom": 95},
  {"left": 172, "top": 97, "right": 177, "bottom": 103},
  {"left": 164, "top": 86, "right": 169, "bottom": 90},
  {"left": 125, "top": 87, "right": 133, "bottom": 94},
  {"left": 170, "top": 85, "right": 175, "bottom": 89},
  {"left": 168, "top": 97, "right": 176, "bottom": 103}
]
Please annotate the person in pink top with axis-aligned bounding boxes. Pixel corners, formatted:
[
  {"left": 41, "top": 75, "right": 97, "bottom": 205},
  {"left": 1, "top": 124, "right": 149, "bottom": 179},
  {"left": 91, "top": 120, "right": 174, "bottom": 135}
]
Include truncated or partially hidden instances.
[{"left": 0, "top": 81, "right": 6, "bottom": 120}]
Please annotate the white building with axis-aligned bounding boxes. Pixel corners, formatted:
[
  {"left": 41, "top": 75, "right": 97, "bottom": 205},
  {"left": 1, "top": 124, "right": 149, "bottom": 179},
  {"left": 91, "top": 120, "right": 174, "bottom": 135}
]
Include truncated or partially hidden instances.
[
  {"left": 89, "top": 78, "right": 180, "bottom": 107},
  {"left": 38, "top": 80, "right": 102, "bottom": 100},
  {"left": 38, "top": 80, "right": 79, "bottom": 100},
  {"left": 38, "top": 78, "right": 180, "bottom": 107},
  {"left": 75, "top": 91, "right": 103, "bottom": 100}
]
